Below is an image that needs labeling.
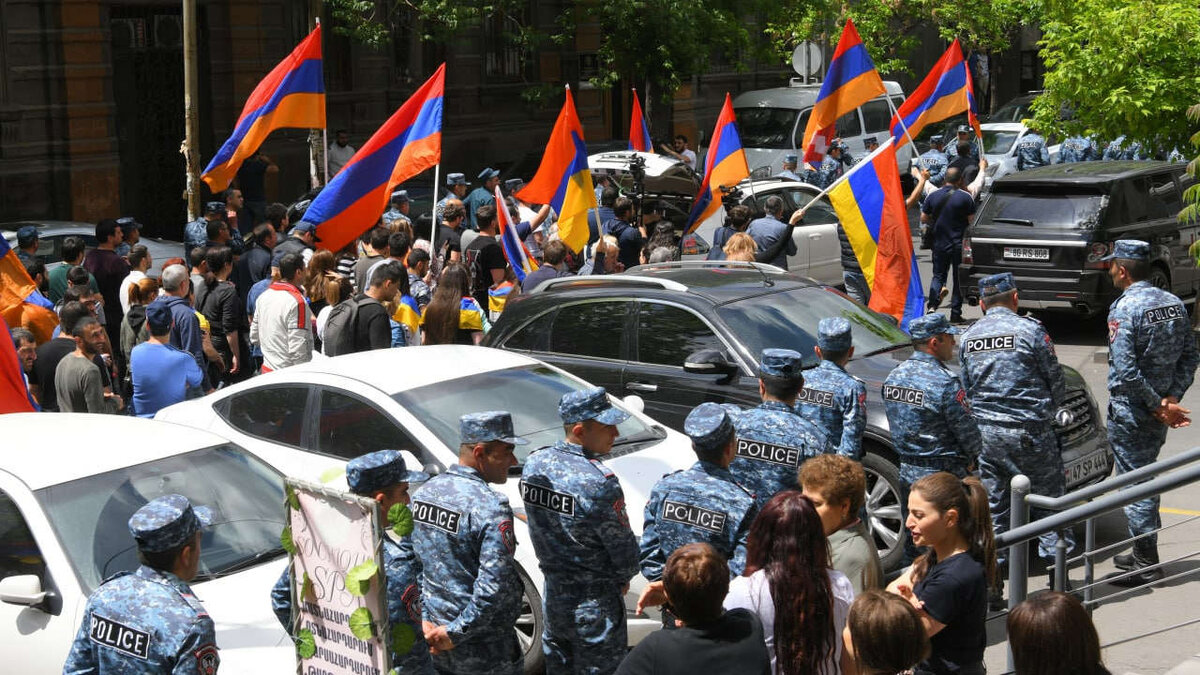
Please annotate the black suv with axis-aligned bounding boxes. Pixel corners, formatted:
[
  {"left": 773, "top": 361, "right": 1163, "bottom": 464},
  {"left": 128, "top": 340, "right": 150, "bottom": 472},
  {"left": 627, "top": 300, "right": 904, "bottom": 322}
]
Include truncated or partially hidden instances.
[
  {"left": 484, "top": 262, "right": 1112, "bottom": 569},
  {"left": 960, "top": 161, "right": 1198, "bottom": 316}
]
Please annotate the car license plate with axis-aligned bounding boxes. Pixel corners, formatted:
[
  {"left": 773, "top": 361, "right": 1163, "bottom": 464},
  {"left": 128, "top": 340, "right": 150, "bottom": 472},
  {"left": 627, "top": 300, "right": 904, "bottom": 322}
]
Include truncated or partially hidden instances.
[
  {"left": 1064, "top": 448, "right": 1111, "bottom": 486},
  {"left": 1003, "top": 246, "right": 1050, "bottom": 261}
]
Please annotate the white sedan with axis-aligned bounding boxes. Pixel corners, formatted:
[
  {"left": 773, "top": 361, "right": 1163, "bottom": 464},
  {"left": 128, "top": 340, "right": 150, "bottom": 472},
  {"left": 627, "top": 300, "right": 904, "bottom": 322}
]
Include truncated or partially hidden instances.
[
  {"left": 0, "top": 414, "right": 293, "bottom": 673},
  {"left": 980, "top": 121, "right": 1062, "bottom": 186},
  {"left": 156, "top": 345, "right": 694, "bottom": 674}
]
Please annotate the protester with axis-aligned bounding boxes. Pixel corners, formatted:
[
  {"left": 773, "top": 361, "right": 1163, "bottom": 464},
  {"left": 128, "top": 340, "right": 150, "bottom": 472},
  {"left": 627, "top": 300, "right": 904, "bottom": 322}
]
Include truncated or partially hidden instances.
[
  {"left": 407, "top": 248, "right": 433, "bottom": 309},
  {"left": 249, "top": 252, "right": 313, "bottom": 372},
  {"left": 46, "top": 236, "right": 97, "bottom": 303},
  {"left": 800, "top": 455, "right": 883, "bottom": 594},
  {"left": 154, "top": 264, "right": 211, "bottom": 393},
  {"left": 464, "top": 204, "right": 508, "bottom": 310},
  {"left": 193, "top": 247, "right": 241, "bottom": 383},
  {"left": 314, "top": 275, "right": 353, "bottom": 346},
  {"left": 84, "top": 218, "right": 132, "bottom": 356},
  {"left": 303, "top": 249, "right": 339, "bottom": 314},
  {"left": 723, "top": 491, "right": 854, "bottom": 675},
  {"left": 55, "top": 316, "right": 124, "bottom": 414},
  {"left": 9, "top": 327, "right": 36, "bottom": 398},
  {"left": 1007, "top": 592, "right": 1110, "bottom": 675},
  {"left": 233, "top": 222, "right": 277, "bottom": 300},
  {"left": 130, "top": 302, "right": 204, "bottom": 417},
  {"left": 32, "top": 302, "right": 96, "bottom": 410},
  {"left": 723, "top": 233, "right": 757, "bottom": 262},
  {"left": 119, "top": 277, "right": 159, "bottom": 373},
  {"left": 422, "top": 264, "right": 488, "bottom": 346},
  {"left": 605, "top": 197, "right": 645, "bottom": 270},
  {"left": 843, "top": 590, "right": 930, "bottom": 675},
  {"left": 353, "top": 227, "right": 391, "bottom": 292}
]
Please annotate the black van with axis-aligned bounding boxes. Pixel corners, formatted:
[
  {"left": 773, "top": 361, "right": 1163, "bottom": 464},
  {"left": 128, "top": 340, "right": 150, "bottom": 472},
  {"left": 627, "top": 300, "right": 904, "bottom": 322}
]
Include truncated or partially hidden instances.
[{"left": 959, "top": 161, "right": 1198, "bottom": 316}]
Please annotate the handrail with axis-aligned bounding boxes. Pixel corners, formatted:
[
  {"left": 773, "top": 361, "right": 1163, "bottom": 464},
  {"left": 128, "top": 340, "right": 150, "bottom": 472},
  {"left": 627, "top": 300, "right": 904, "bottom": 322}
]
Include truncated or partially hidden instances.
[{"left": 1026, "top": 445, "right": 1200, "bottom": 510}]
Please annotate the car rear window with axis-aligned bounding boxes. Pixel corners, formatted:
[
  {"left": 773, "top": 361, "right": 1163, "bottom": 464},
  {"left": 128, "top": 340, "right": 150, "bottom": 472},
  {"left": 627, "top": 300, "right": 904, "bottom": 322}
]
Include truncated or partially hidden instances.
[{"left": 978, "top": 188, "right": 1106, "bottom": 229}]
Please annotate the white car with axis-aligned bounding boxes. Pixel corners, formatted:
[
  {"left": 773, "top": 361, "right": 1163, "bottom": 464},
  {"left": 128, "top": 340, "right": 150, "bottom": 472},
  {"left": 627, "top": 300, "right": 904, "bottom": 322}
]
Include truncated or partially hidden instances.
[
  {"left": 156, "top": 345, "right": 695, "bottom": 673},
  {"left": 980, "top": 121, "right": 1061, "bottom": 186},
  {"left": 0, "top": 414, "right": 293, "bottom": 673}
]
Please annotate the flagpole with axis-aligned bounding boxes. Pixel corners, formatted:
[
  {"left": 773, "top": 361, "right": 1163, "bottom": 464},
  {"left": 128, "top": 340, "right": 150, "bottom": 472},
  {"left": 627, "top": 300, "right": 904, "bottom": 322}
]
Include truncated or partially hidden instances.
[
  {"left": 798, "top": 141, "right": 892, "bottom": 213},
  {"left": 885, "top": 95, "right": 919, "bottom": 152},
  {"left": 430, "top": 163, "right": 441, "bottom": 256}
]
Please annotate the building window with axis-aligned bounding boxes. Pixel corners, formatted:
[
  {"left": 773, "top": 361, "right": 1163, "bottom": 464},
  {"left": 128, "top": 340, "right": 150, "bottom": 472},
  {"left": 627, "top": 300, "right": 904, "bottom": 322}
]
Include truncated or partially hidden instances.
[{"left": 482, "top": 8, "right": 529, "bottom": 80}]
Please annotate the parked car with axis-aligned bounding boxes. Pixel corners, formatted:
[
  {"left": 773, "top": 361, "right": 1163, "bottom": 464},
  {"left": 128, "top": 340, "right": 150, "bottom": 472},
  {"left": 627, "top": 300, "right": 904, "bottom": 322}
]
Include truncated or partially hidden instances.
[
  {"left": 979, "top": 121, "right": 1061, "bottom": 186},
  {"left": 156, "top": 345, "right": 694, "bottom": 673},
  {"left": 680, "top": 177, "right": 844, "bottom": 285},
  {"left": 0, "top": 414, "right": 293, "bottom": 673},
  {"left": 960, "top": 161, "right": 1199, "bottom": 315},
  {"left": 984, "top": 92, "right": 1040, "bottom": 124},
  {"left": 1, "top": 221, "right": 181, "bottom": 275},
  {"left": 485, "top": 264, "right": 1114, "bottom": 569}
]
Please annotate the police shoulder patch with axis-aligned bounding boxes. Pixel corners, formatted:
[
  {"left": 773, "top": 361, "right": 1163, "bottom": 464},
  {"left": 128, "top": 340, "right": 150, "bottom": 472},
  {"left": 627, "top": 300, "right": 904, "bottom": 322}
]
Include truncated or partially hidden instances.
[
  {"left": 955, "top": 389, "right": 971, "bottom": 413},
  {"left": 411, "top": 500, "right": 462, "bottom": 535},
  {"left": 195, "top": 644, "right": 219, "bottom": 675},
  {"left": 661, "top": 499, "right": 728, "bottom": 535},
  {"left": 402, "top": 583, "right": 422, "bottom": 622},
  {"left": 1108, "top": 319, "right": 1120, "bottom": 344},
  {"left": 88, "top": 613, "right": 151, "bottom": 659},
  {"left": 498, "top": 520, "right": 516, "bottom": 554}
]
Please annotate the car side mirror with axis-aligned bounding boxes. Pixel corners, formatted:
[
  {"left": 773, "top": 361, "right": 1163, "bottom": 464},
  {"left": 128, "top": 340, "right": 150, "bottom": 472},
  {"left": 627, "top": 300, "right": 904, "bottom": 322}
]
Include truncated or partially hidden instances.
[
  {"left": 683, "top": 349, "right": 738, "bottom": 376},
  {"left": 622, "top": 395, "right": 645, "bottom": 414},
  {"left": 0, "top": 575, "right": 47, "bottom": 607}
]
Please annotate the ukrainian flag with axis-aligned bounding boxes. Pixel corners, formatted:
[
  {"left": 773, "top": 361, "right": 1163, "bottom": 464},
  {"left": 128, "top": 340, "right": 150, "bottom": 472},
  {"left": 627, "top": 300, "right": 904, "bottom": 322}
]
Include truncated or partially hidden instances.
[
  {"left": 393, "top": 294, "right": 422, "bottom": 342},
  {"left": 685, "top": 93, "right": 750, "bottom": 234}
]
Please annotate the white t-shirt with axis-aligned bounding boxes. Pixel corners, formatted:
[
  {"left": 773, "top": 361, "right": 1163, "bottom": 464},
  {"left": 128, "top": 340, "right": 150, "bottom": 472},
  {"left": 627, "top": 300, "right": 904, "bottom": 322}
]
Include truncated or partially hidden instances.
[
  {"left": 119, "top": 270, "right": 147, "bottom": 315},
  {"left": 680, "top": 148, "right": 697, "bottom": 170},
  {"left": 723, "top": 568, "right": 855, "bottom": 675}
]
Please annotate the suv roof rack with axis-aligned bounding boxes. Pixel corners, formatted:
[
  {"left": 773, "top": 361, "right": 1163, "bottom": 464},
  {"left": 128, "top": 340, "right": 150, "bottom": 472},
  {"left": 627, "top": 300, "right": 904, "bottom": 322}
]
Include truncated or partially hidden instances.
[{"left": 530, "top": 275, "right": 689, "bottom": 294}]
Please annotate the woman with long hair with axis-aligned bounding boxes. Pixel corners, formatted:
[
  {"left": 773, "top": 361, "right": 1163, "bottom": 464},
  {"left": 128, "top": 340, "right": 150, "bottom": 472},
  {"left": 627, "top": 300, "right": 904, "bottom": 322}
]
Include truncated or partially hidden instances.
[
  {"left": 421, "top": 263, "right": 489, "bottom": 345},
  {"left": 303, "top": 249, "right": 338, "bottom": 310},
  {"left": 194, "top": 246, "right": 241, "bottom": 383},
  {"left": 843, "top": 590, "right": 930, "bottom": 675},
  {"left": 723, "top": 232, "right": 758, "bottom": 263},
  {"left": 1008, "top": 592, "right": 1110, "bottom": 675},
  {"left": 887, "top": 473, "right": 995, "bottom": 675},
  {"left": 120, "top": 276, "right": 160, "bottom": 371},
  {"left": 723, "top": 490, "right": 855, "bottom": 675}
]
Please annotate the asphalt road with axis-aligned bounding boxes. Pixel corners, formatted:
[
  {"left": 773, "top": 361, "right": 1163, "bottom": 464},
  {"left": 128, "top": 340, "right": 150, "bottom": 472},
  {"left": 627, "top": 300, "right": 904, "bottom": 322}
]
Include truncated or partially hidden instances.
[{"left": 905, "top": 232, "right": 1200, "bottom": 675}]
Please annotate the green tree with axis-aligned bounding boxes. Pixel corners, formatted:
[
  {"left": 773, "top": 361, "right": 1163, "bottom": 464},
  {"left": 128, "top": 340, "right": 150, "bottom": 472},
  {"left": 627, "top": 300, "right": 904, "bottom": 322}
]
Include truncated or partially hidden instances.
[
  {"left": 1031, "top": 0, "right": 1200, "bottom": 154},
  {"left": 1181, "top": 103, "right": 1200, "bottom": 228}
]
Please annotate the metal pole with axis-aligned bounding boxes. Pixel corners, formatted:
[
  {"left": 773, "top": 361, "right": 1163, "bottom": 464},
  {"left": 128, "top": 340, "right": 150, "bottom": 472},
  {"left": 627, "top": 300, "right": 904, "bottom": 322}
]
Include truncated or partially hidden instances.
[
  {"left": 317, "top": 17, "right": 328, "bottom": 186},
  {"left": 430, "top": 164, "right": 441, "bottom": 256},
  {"left": 1084, "top": 517, "right": 1096, "bottom": 615},
  {"left": 1054, "top": 534, "right": 1068, "bottom": 592},
  {"left": 1007, "top": 474, "right": 1030, "bottom": 674},
  {"left": 181, "top": 0, "right": 200, "bottom": 221},
  {"left": 798, "top": 141, "right": 891, "bottom": 213}
]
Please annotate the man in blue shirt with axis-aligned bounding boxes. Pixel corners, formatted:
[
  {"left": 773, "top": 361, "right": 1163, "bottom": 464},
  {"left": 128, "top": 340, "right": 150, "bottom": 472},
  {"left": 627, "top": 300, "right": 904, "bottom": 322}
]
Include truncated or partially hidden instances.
[
  {"left": 130, "top": 302, "right": 204, "bottom": 417},
  {"left": 746, "top": 195, "right": 797, "bottom": 269},
  {"left": 921, "top": 167, "right": 976, "bottom": 322},
  {"left": 604, "top": 196, "right": 646, "bottom": 270}
]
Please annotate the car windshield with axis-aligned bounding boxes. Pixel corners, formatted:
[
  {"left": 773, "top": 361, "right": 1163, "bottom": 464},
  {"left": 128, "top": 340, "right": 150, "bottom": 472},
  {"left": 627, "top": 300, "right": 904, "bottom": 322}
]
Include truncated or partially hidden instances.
[
  {"left": 718, "top": 287, "right": 910, "bottom": 368},
  {"left": 36, "top": 444, "right": 285, "bottom": 594},
  {"left": 735, "top": 107, "right": 799, "bottom": 149},
  {"left": 989, "top": 99, "right": 1033, "bottom": 123},
  {"left": 979, "top": 189, "right": 1106, "bottom": 229},
  {"left": 983, "top": 130, "right": 1020, "bottom": 154},
  {"left": 392, "top": 365, "right": 658, "bottom": 463}
]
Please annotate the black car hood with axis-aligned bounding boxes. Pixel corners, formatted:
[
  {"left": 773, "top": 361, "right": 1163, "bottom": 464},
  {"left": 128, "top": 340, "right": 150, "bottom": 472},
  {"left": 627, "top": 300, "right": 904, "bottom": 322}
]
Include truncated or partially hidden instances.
[{"left": 842, "top": 345, "right": 914, "bottom": 387}]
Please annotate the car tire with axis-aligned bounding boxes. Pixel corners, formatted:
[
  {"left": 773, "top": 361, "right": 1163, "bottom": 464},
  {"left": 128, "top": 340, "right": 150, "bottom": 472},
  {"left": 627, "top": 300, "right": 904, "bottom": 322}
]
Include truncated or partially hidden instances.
[
  {"left": 861, "top": 450, "right": 906, "bottom": 571},
  {"left": 1149, "top": 265, "right": 1170, "bottom": 291},
  {"left": 517, "top": 565, "right": 546, "bottom": 674}
]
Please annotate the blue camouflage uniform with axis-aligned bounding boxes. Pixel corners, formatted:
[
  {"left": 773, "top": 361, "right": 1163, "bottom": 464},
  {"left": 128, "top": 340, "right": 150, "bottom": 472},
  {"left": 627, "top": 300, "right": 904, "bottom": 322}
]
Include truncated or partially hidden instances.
[
  {"left": 184, "top": 202, "right": 225, "bottom": 259},
  {"left": 114, "top": 217, "right": 142, "bottom": 258},
  {"left": 730, "top": 349, "right": 830, "bottom": 510},
  {"left": 814, "top": 143, "right": 852, "bottom": 189},
  {"left": 1015, "top": 132, "right": 1050, "bottom": 171},
  {"left": 520, "top": 387, "right": 639, "bottom": 674},
  {"left": 918, "top": 137, "right": 950, "bottom": 187},
  {"left": 794, "top": 318, "right": 867, "bottom": 460},
  {"left": 775, "top": 153, "right": 802, "bottom": 181},
  {"left": 1056, "top": 135, "right": 1099, "bottom": 163},
  {"left": 641, "top": 403, "right": 758, "bottom": 585},
  {"left": 382, "top": 190, "right": 413, "bottom": 230},
  {"left": 1104, "top": 241, "right": 1199, "bottom": 547},
  {"left": 411, "top": 412, "right": 527, "bottom": 675},
  {"left": 1102, "top": 135, "right": 1145, "bottom": 161},
  {"left": 64, "top": 495, "right": 219, "bottom": 675},
  {"left": 882, "top": 314, "right": 981, "bottom": 560},
  {"left": 462, "top": 168, "right": 499, "bottom": 230},
  {"left": 959, "top": 273, "right": 1073, "bottom": 565},
  {"left": 945, "top": 128, "right": 980, "bottom": 162},
  {"left": 435, "top": 173, "right": 470, "bottom": 225},
  {"left": 270, "top": 450, "right": 433, "bottom": 674}
]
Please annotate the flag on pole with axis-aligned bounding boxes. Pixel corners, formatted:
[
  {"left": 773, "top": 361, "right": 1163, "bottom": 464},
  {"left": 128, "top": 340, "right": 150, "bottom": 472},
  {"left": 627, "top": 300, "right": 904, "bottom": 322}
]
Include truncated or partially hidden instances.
[
  {"left": 301, "top": 64, "right": 445, "bottom": 254},
  {"left": 494, "top": 185, "right": 538, "bottom": 282},
  {"left": 685, "top": 93, "right": 750, "bottom": 234},
  {"left": 964, "top": 62, "right": 983, "bottom": 138},
  {"left": 515, "top": 86, "right": 596, "bottom": 254},
  {"left": 889, "top": 40, "right": 978, "bottom": 146},
  {"left": 827, "top": 143, "right": 925, "bottom": 330},
  {"left": 0, "top": 236, "right": 57, "bottom": 345},
  {"left": 0, "top": 315, "right": 37, "bottom": 413},
  {"left": 800, "top": 19, "right": 887, "bottom": 165},
  {"left": 201, "top": 25, "right": 326, "bottom": 192},
  {"left": 629, "top": 89, "right": 653, "bottom": 153}
]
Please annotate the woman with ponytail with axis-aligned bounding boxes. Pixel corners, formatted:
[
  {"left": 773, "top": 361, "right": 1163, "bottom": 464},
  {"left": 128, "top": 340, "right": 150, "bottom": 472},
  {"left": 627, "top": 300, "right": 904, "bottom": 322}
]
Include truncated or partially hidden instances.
[
  {"left": 886, "top": 472, "right": 995, "bottom": 675},
  {"left": 723, "top": 490, "right": 855, "bottom": 675}
]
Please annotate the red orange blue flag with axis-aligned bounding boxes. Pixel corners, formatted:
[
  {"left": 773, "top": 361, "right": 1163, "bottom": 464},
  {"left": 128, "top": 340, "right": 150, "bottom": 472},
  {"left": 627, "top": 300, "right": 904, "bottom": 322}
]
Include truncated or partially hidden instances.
[
  {"left": 0, "top": 315, "right": 37, "bottom": 413},
  {"left": 964, "top": 61, "right": 983, "bottom": 138},
  {"left": 516, "top": 86, "right": 596, "bottom": 253},
  {"left": 686, "top": 93, "right": 750, "bottom": 234},
  {"left": 201, "top": 25, "right": 325, "bottom": 192},
  {"left": 629, "top": 89, "right": 653, "bottom": 153},
  {"left": 494, "top": 186, "right": 538, "bottom": 282},
  {"left": 302, "top": 63, "right": 445, "bottom": 254},
  {"left": 0, "top": 236, "right": 57, "bottom": 345},
  {"left": 827, "top": 143, "right": 925, "bottom": 330},
  {"left": 801, "top": 19, "right": 886, "bottom": 165},
  {"left": 889, "top": 40, "right": 978, "bottom": 147}
]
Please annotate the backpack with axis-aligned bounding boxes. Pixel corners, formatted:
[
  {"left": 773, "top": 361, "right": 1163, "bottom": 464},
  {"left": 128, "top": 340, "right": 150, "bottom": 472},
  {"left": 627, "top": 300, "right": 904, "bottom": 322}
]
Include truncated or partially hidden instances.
[{"left": 322, "top": 295, "right": 376, "bottom": 356}]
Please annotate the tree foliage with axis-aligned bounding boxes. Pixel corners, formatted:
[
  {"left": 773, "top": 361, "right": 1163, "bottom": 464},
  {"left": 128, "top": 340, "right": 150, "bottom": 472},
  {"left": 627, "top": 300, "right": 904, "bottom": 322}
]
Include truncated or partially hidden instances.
[
  {"left": 1181, "top": 103, "right": 1200, "bottom": 227},
  {"left": 1031, "top": 0, "right": 1200, "bottom": 154}
]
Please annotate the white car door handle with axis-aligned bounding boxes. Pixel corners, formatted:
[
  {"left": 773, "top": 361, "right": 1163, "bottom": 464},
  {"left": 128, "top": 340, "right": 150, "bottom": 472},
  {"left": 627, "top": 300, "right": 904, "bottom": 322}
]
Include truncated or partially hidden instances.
[
  {"left": 627, "top": 382, "right": 658, "bottom": 392},
  {"left": 808, "top": 233, "right": 822, "bottom": 239}
]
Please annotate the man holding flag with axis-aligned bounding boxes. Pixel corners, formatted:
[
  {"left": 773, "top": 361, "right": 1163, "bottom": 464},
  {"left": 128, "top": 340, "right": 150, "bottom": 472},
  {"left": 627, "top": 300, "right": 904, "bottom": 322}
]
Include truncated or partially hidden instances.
[{"left": 684, "top": 93, "right": 750, "bottom": 238}]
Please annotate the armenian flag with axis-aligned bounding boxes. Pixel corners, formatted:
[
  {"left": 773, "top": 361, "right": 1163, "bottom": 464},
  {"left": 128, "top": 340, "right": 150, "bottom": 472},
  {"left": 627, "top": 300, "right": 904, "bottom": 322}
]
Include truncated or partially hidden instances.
[
  {"left": 201, "top": 25, "right": 325, "bottom": 192},
  {"left": 301, "top": 64, "right": 445, "bottom": 254},
  {"left": 0, "top": 315, "right": 37, "bottom": 413},
  {"left": 964, "top": 62, "right": 983, "bottom": 138},
  {"left": 685, "top": 93, "right": 750, "bottom": 234},
  {"left": 494, "top": 185, "right": 538, "bottom": 282},
  {"left": 515, "top": 86, "right": 596, "bottom": 253},
  {"left": 889, "top": 40, "right": 978, "bottom": 146},
  {"left": 800, "top": 19, "right": 886, "bottom": 165},
  {"left": 629, "top": 89, "right": 653, "bottom": 153},
  {"left": 0, "top": 236, "right": 57, "bottom": 344},
  {"left": 827, "top": 142, "right": 924, "bottom": 330}
]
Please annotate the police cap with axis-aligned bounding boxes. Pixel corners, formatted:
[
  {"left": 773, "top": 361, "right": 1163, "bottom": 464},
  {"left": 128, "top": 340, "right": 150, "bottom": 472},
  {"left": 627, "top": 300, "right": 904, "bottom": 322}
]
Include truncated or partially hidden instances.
[
  {"left": 684, "top": 402, "right": 735, "bottom": 452},
  {"left": 128, "top": 494, "right": 212, "bottom": 553},
  {"left": 817, "top": 317, "right": 853, "bottom": 352},
  {"left": 460, "top": 411, "right": 529, "bottom": 445},
  {"left": 559, "top": 386, "right": 630, "bottom": 426},
  {"left": 346, "top": 450, "right": 429, "bottom": 495}
]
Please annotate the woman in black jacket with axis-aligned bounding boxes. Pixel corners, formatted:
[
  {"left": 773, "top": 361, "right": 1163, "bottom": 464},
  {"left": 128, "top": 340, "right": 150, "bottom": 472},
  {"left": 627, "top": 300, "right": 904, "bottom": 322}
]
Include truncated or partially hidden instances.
[{"left": 195, "top": 246, "right": 241, "bottom": 385}]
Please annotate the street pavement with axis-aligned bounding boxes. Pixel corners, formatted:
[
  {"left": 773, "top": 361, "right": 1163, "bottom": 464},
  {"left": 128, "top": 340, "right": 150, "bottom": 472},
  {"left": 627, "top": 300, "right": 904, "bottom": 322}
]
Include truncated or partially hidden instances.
[{"left": 904, "top": 229, "right": 1200, "bottom": 675}]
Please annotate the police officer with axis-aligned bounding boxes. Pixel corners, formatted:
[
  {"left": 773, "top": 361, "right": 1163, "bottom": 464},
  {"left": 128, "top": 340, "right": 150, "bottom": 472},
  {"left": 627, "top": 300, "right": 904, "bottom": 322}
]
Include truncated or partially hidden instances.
[
  {"left": 185, "top": 202, "right": 226, "bottom": 261},
  {"left": 815, "top": 140, "right": 852, "bottom": 189},
  {"left": 730, "top": 348, "right": 830, "bottom": 510},
  {"left": 959, "top": 273, "right": 1074, "bottom": 591},
  {"left": 1014, "top": 124, "right": 1050, "bottom": 171},
  {"left": 795, "top": 318, "right": 867, "bottom": 460},
  {"left": 918, "top": 135, "right": 950, "bottom": 187},
  {"left": 520, "top": 387, "right": 639, "bottom": 674},
  {"left": 776, "top": 154, "right": 802, "bottom": 181},
  {"left": 1056, "top": 135, "right": 1099, "bottom": 163},
  {"left": 270, "top": 450, "right": 433, "bottom": 674},
  {"left": 945, "top": 125, "right": 980, "bottom": 162},
  {"left": 435, "top": 173, "right": 471, "bottom": 225},
  {"left": 852, "top": 136, "right": 880, "bottom": 166},
  {"left": 382, "top": 190, "right": 413, "bottom": 230},
  {"left": 64, "top": 494, "right": 220, "bottom": 674},
  {"left": 1103, "top": 240, "right": 1198, "bottom": 585},
  {"left": 1102, "top": 135, "right": 1145, "bottom": 161},
  {"left": 412, "top": 411, "right": 527, "bottom": 674},
  {"left": 638, "top": 402, "right": 758, "bottom": 626},
  {"left": 881, "top": 313, "right": 981, "bottom": 560},
  {"left": 463, "top": 168, "right": 500, "bottom": 231}
]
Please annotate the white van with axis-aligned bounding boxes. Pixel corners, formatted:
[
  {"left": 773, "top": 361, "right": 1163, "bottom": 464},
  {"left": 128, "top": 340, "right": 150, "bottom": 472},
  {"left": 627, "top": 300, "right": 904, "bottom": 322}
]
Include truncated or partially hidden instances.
[{"left": 733, "top": 80, "right": 914, "bottom": 176}]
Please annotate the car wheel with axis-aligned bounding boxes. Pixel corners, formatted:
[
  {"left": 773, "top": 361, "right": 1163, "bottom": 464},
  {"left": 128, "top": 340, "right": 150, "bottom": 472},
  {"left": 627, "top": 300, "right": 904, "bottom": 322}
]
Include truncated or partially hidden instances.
[
  {"left": 517, "top": 565, "right": 546, "bottom": 674},
  {"left": 861, "top": 451, "right": 905, "bottom": 571},
  {"left": 1149, "top": 266, "right": 1170, "bottom": 291}
]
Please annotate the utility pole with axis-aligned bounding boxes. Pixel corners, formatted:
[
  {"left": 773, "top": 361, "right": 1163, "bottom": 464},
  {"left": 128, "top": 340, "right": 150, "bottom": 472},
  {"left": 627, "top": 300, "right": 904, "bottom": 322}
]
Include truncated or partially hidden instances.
[{"left": 182, "top": 0, "right": 201, "bottom": 221}]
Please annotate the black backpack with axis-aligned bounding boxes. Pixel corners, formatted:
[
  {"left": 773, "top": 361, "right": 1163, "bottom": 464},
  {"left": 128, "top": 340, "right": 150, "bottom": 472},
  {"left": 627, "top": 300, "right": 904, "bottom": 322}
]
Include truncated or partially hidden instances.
[{"left": 322, "top": 295, "right": 376, "bottom": 357}]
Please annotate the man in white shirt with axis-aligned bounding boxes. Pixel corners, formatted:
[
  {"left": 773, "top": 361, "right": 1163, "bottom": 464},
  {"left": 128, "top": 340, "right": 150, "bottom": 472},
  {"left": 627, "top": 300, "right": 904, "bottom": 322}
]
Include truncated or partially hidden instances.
[
  {"left": 660, "top": 134, "right": 697, "bottom": 170},
  {"left": 118, "top": 245, "right": 152, "bottom": 315},
  {"left": 327, "top": 129, "right": 356, "bottom": 178},
  {"left": 249, "top": 252, "right": 313, "bottom": 373}
]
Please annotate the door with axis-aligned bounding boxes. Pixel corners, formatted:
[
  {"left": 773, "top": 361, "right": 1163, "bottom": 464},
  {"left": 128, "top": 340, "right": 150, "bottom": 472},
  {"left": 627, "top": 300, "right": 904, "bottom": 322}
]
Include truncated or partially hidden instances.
[
  {"left": 785, "top": 188, "right": 842, "bottom": 283},
  {"left": 543, "top": 300, "right": 631, "bottom": 394}
]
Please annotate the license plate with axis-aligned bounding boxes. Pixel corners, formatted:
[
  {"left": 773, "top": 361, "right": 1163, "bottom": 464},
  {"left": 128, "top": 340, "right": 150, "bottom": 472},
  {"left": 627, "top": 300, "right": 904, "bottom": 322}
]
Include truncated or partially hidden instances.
[
  {"left": 1064, "top": 448, "right": 1111, "bottom": 486},
  {"left": 1003, "top": 246, "right": 1050, "bottom": 261}
]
